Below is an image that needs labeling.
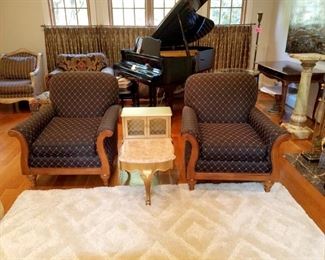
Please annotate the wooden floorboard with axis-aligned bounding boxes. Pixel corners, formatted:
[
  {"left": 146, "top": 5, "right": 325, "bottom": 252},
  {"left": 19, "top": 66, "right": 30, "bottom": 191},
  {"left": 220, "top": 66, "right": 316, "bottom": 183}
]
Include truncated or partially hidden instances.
[{"left": 0, "top": 94, "right": 322, "bottom": 228}]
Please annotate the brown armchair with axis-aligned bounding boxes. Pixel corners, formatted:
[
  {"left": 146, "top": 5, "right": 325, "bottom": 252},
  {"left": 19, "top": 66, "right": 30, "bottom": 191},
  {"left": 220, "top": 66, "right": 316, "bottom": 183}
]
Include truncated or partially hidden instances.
[
  {"left": 181, "top": 72, "right": 290, "bottom": 191},
  {"left": 9, "top": 72, "right": 120, "bottom": 186}
]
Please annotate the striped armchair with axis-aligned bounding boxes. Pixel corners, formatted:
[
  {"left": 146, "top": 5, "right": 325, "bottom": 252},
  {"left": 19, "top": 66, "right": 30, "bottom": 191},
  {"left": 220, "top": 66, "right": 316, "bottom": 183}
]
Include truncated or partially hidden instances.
[{"left": 0, "top": 49, "right": 44, "bottom": 105}]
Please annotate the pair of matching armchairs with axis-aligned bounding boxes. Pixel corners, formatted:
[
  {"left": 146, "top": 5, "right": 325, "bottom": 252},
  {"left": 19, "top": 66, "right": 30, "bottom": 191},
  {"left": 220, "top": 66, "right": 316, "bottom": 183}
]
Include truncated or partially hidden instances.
[
  {"left": 9, "top": 72, "right": 120, "bottom": 186},
  {"left": 181, "top": 72, "right": 290, "bottom": 192},
  {"left": 0, "top": 49, "right": 44, "bottom": 105},
  {"left": 10, "top": 69, "right": 288, "bottom": 191}
]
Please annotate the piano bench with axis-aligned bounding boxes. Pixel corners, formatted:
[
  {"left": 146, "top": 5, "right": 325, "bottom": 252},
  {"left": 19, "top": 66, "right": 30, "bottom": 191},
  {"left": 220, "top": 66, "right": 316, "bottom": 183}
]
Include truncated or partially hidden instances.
[{"left": 118, "top": 78, "right": 139, "bottom": 107}]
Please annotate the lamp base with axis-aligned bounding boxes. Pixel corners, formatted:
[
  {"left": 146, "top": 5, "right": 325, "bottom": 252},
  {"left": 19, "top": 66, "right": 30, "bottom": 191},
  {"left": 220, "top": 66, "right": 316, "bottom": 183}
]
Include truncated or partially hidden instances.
[{"left": 281, "top": 122, "right": 312, "bottom": 139}]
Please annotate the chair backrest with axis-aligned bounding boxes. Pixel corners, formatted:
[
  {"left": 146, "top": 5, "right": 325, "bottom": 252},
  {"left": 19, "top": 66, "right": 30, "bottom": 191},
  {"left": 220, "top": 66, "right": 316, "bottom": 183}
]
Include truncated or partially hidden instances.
[
  {"left": 49, "top": 72, "right": 118, "bottom": 117},
  {"left": 56, "top": 53, "right": 108, "bottom": 71},
  {"left": 0, "top": 49, "right": 37, "bottom": 80},
  {"left": 184, "top": 72, "right": 258, "bottom": 123}
]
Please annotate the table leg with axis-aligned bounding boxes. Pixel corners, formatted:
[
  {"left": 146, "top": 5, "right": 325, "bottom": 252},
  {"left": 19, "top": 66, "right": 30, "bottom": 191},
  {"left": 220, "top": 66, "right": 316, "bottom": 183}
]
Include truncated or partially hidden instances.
[
  {"left": 268, "top": 94, "right": 281, "bottom": 113},
  {"left": 280, "top": 81, "right": 289, "bottom": 121},
  {"left": 148, "top": 85, "right": 157, "bottom": 107},
  {"left": 164, "top": 84, "right": 175, "bottom": 110},
  {"left": 121, "top": 170, "right": 131, "bottom": 185},
  {"left": 140, "top": 169, "right": 155, "bottom": 205},
  {"left": 130, "top": 80, "right": 140, "bottom": 107},
  {"left": 313, "top": 81, "right": 325, "bottom": 117}
]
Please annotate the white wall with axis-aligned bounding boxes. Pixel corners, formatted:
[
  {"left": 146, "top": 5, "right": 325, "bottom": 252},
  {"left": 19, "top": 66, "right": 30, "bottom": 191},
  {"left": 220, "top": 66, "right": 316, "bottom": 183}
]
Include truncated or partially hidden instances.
[
  {"left": 0, "top": 0, "right": 45, "bottom": 53},
  {"left": 264, "top": 0, "right": 292, "bottom": 62},
  {"left": 246, "top": 0, "right": 277, "bottom": 69},
  {"left": 93, "top": 0, "right": 109, "bottom": 25},
  {"left": 0, "top": 1, "right": 4, "bottom": 51},
  {"left": 0, "top": 0, "right": 48, "bottom": 70}
]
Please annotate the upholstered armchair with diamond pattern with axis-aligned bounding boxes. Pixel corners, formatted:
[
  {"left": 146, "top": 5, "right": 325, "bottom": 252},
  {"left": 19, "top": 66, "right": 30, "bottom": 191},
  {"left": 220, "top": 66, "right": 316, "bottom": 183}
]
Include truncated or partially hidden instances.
[
  {"left": 181, "top": 72, "right": 290, "bottom": 192},
  {"left": 0, "top": 48, "right": 44, "bottom": 105},
  {"left": 9, "top": 72, "right": 120, "bottom": 186}
]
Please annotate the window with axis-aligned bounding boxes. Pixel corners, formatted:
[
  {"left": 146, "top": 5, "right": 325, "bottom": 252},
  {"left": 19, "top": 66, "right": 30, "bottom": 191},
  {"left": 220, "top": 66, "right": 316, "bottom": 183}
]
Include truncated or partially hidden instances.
[
  {"left": 49, "top": 0, "right": 90, "bottom": 26},
  {"left": 108, "top": 0, "right": 179, "bottom": 26},
  {"left": 209, "top": 0, "right": 246, "bottom": 25},
  {"left": 153, "top": 0, "right": 178, "bottom": 26},
  {"left": 111, "top": 0, "right": 146, "bottom": 26},
  {"left": 108, "top": 0, "right": 246, "bottom": 27}
]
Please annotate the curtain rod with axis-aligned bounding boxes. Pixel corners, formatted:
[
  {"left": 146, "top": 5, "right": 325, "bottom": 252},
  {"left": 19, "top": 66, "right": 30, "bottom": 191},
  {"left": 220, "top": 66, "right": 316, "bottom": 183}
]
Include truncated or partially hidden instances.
[
  {"left": 216, "top": 23, "right": 256, "bottom": 26},
  {"left": 41, "top": 23, "right": 256, "bottom": 28}
]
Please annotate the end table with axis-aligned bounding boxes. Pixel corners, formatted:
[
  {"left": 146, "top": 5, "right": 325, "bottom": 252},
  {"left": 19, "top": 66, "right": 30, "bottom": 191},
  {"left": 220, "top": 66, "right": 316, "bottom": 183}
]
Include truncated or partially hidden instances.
[{"left": 119, "top": 107, "right": 175, "bottom": 205}]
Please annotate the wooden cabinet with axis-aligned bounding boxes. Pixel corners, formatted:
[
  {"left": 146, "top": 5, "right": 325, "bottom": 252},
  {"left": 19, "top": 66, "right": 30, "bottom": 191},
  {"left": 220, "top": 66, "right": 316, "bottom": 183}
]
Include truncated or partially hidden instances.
[{"left": 121, "top": 107, "right": 172, "bottom": 139}]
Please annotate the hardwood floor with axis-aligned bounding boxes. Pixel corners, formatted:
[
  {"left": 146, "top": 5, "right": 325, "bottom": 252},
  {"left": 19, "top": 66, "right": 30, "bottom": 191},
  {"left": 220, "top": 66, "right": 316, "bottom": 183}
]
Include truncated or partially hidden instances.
[{"left": 0, "top": 93, "right": 316, "bottom": 217}]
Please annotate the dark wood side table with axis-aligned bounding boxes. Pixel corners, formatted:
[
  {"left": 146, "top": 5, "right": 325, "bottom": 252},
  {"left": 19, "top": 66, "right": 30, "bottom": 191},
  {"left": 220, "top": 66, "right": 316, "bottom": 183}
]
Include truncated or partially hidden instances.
[{"left": 257, "top": 61, "right": 325, "bottom": 119}]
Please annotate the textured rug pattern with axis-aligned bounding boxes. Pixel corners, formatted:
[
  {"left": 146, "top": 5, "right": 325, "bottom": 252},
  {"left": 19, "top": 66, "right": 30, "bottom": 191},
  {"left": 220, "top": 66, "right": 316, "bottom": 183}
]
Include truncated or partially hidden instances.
[{"left": 0, "top": 183, "right": 324, "bottom": 259}]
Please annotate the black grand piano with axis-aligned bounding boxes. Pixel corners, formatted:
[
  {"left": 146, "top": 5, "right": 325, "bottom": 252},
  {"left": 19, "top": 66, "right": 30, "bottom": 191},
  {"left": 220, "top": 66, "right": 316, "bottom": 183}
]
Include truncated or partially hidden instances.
[{"left": 113, "top": 0, "right": 215, "bottom": 107}]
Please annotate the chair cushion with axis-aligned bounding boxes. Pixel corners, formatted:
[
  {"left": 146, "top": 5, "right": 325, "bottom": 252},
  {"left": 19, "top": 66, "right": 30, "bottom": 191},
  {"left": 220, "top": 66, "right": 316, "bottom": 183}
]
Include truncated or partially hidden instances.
[
  {"left": 198, "top": 123, "right": 267, "bottom": 162},
  {"left": 0, "top": 79, "right": 33, "bottom": 97},
  {"left": 29, "top": 155, "right": 101, "bottom": 168},
  {"left": 32, "top": 117, "right": 102, "bottom": 157},
  {"left": 0, "top": 56, "right": 36, "bottom": 79},
  {"left": 56, "top": 53, "right": 108, "bottom": 71}
]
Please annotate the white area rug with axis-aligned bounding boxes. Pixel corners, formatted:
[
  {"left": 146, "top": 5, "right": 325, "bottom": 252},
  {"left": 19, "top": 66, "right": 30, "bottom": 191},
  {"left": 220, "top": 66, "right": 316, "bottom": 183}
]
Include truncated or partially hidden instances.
[{"left": 0, "top": 183, "right": 324, "bottom": 259}]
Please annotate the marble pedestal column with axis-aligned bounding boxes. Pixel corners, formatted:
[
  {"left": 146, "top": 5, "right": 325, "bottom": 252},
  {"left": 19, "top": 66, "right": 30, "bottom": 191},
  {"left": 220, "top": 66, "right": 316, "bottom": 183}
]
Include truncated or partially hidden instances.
[{"left": 282, "top": 53, "right": 325, "bottom": 139}]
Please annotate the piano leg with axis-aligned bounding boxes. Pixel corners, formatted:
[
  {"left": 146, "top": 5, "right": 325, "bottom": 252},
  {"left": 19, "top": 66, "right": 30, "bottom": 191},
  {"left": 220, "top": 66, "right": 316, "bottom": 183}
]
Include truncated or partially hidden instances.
[
  {"left": 130, "top": 80, "right": 140, "bottom": 107},
  {"left": 149, "top": 85, "right": 157, "bottom": 107},
  {"left": 164, "top": 84, "right": 176, "bottom": 109},
  {"left": 148, "top": 84, "right": 175, "bottom": 108}
]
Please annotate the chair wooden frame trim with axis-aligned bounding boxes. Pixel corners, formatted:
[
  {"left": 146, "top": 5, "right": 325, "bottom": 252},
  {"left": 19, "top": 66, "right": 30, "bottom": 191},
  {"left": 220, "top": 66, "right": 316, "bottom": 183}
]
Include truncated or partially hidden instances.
[
  {"left": 0, "top": 48, "right": 44, "bottom": 104},
  {"left": 182, "top": 132, "right": 291, "bottom": 192},
  {"left": 8, "top": 129, "right": 115, "bottom": 186}
]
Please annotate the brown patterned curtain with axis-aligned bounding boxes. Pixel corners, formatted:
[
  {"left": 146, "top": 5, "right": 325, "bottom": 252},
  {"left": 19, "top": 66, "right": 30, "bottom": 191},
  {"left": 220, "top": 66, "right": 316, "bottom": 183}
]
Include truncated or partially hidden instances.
[
  {"left": 194, "top": 25, "right": 252, "bottom": 70},
  {"left": 43, "top": 25, "right": 251, "bottom": 72},
  {"left": 98, "top": 27, "right": 154, "bottom": 67}
]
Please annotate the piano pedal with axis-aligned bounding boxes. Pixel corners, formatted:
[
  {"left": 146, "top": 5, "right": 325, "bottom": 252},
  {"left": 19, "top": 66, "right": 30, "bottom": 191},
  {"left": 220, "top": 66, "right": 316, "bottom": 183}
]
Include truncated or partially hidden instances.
[
  {"left": 156, "top": 87, "right": 165, "bottom": 105},
  {"left": 173, "top": 84, "right": 184, "bottom": 95},
  {"left": 157, "top": 92, "right": 165, "bottom": 105}
]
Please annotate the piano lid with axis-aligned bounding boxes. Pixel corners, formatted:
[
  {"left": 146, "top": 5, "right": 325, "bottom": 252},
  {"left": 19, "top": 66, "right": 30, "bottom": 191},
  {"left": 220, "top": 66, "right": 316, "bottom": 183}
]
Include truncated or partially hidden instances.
[{"left": 152, "top": 0, "right": 214, "bottom": 47}]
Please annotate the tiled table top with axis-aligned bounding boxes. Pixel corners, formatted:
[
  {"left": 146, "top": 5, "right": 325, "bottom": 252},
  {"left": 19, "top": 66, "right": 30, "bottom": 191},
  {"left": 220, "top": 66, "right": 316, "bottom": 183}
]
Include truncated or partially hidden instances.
[
  {"left": 285, "top": 153, "right": 325, "bottom": 196},
  {"left": 119, "top": 138, "right": 175, "bottom": 164}
]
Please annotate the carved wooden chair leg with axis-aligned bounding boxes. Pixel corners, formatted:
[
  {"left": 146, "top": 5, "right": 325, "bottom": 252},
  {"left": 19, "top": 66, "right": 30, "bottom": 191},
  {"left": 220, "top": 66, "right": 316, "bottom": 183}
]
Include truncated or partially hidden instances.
[
  {"left": 188, "top": 179, "right": 197, "bottom": 191},
  {"left": 27, "top": 175, "right": 37, "bottom": 187},
  {"left": 101, "top": 174, "right": 109, "bottom": 186},
  {"left": 0, "top": 200, "right": 4, "bottom": 220},
  {"left": 263, "top": 180, "right": 274, "bottom": 192}
]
